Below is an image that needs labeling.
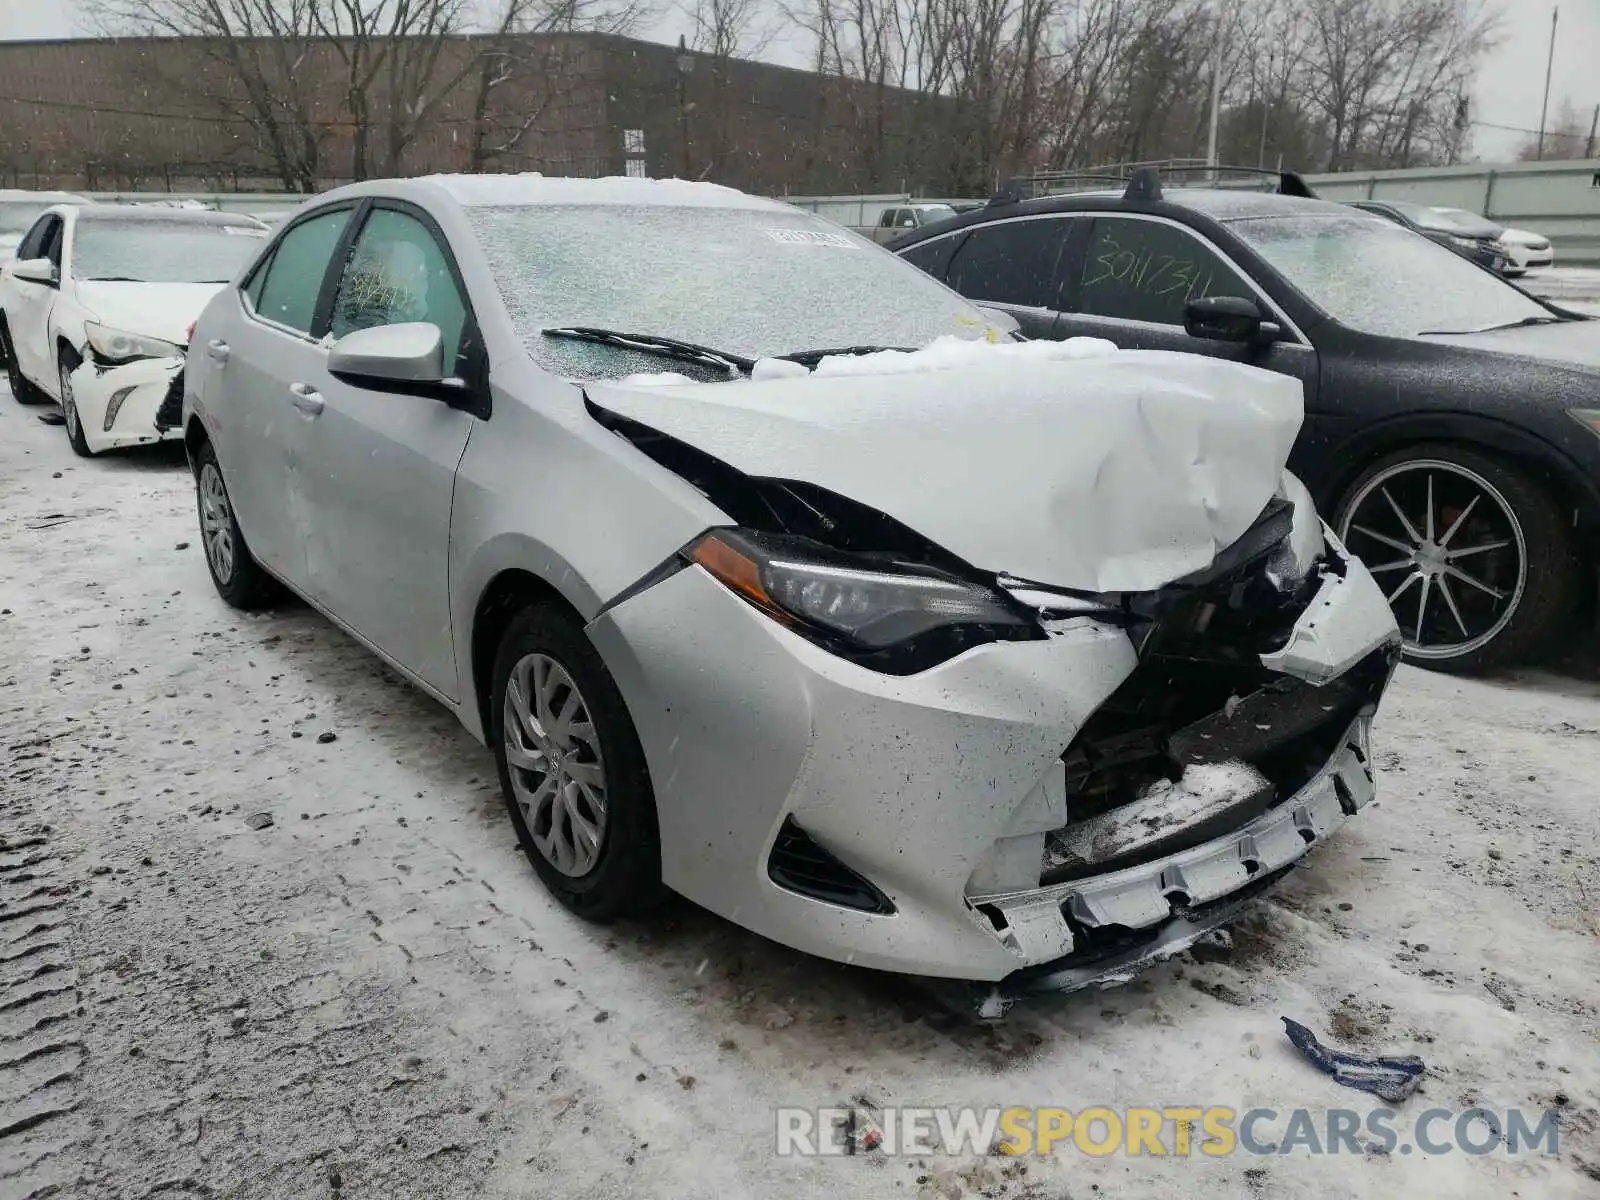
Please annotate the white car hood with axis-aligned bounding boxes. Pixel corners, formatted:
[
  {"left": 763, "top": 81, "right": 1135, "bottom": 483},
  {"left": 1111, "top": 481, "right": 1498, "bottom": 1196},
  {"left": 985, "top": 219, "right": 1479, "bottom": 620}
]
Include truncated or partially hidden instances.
[
  {"left": 589, "top": 349, "right": 1305, "bottom": 593},
  {"left": 72, "top": 281, "right": 227, "bottom": 345}
]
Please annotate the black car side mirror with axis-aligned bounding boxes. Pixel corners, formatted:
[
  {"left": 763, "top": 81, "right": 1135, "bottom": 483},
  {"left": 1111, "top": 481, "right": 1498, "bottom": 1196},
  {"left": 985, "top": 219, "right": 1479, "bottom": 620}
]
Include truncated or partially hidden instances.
[{"left": 1185, "top": 295, "right": 1281, "bottom": 346}]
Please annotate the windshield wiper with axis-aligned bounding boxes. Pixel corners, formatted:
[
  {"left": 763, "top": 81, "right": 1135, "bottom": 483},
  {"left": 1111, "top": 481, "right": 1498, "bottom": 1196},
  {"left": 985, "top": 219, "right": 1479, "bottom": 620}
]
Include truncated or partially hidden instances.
[
  {"left": 84, "top": 276, "right": 146, "bottom": 283},
  {"left": 772, "top": 344, "right": 913, "bottom": 366},
  {"left": 541, "top": 326, "right": 753, "bottom": 376},
  {"left": 1419, "top": 315, "right": 1567, "bottom": 336}
]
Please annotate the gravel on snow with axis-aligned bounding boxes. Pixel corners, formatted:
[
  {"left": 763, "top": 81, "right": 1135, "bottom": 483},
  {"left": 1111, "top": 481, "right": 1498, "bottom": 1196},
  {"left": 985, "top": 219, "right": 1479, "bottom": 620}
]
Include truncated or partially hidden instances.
[{"left": 2, "top": 394, "right": 1598, "bottom": 1199}]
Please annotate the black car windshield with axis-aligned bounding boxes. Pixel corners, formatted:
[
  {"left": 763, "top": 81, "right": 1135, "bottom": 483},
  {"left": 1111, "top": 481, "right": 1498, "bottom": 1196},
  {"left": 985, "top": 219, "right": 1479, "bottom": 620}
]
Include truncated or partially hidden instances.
[
  {"left": 1229, "top": 212, "right": 1551, "bottom": 338},
  {"left": 72, "top": 219, "right": 269, "bottom": 283},
  {"left": 465, "top": 202, "right": 991, "bottom": 380}
]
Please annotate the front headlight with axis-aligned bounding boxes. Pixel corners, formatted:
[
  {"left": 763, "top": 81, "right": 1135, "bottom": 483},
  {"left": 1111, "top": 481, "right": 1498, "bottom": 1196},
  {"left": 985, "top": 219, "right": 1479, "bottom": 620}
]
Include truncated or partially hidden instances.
[
  {"left": 686, "top": 529, "right": 1042, "bottom": 672},
  {"left": 84, "top": 321, "right": 184, "bottom": 365},
  {"left": 1447, "top": 235, "right": 1478, "bottom": 251}
]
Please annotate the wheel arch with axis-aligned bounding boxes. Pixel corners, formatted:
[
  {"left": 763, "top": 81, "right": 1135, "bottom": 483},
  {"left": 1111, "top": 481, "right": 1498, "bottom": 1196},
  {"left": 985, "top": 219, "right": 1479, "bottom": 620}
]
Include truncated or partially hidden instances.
[
  {"left": 468, "top": 567, "right": 591, "bottom": 746},
  {"left": 1317, "top": 411, "right": 1600, "bottom": 541}
]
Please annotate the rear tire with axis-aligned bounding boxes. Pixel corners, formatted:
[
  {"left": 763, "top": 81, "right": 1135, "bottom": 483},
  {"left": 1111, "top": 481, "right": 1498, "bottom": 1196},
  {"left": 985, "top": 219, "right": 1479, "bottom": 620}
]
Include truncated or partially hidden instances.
[
  {"left": 59, "top": 349, "right": 93, "bottom": 457},
  {"left": 1, "top": 322, "right": 43, "bottom": 405},
  {"left": 1334, "top": 442, "right": 1577, "bottom": 674},
  {"left": 490, "top": 602, "right": 662, "bottom": 921},
  {"left": 193, "top": 439, "right": 282, "bottom": 609}
]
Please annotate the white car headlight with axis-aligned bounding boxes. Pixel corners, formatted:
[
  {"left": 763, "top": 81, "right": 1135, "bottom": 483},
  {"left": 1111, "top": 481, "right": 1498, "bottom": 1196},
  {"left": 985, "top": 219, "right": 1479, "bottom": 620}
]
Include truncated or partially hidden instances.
[{"left": 84, "top": 321, "right": 184, "bottom": 365}]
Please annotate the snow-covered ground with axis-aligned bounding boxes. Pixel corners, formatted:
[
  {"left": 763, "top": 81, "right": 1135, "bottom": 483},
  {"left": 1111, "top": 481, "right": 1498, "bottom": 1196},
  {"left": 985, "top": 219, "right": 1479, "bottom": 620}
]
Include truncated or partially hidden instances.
[
  {"left": 3, "top": 389, "right": 1599, "bottom": 1199},
  {"left": 1523, "top": 266, "right": 1600, "bottom": 309}
]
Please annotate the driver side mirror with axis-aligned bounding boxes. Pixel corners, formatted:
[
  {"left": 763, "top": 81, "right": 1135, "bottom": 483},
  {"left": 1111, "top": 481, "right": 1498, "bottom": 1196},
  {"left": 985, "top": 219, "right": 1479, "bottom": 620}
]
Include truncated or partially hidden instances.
[
  {"left": 11, "top": 257, "right": 58, "bottom": 287},
  {"left": 1185, "top": 295, "right": 1281, "bottom": 346},
  {"left": 328, "top": 322, "right": 445, "bottom": 386}
]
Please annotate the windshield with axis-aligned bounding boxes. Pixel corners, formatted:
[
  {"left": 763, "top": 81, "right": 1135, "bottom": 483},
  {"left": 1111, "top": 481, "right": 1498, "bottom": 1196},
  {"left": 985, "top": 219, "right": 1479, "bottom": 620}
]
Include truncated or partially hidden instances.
[
  {"left": 915, "top": 204, "right": 958, "bottom": 222},
  {"left": 72, "top": 220, "right": 269, "bottom": 283},
  {"left": 1230, "top": 212, "right": 1551, "bottom": 338},
  {"left": 464, "top": 203, "right": 988, "bottom": 380}
]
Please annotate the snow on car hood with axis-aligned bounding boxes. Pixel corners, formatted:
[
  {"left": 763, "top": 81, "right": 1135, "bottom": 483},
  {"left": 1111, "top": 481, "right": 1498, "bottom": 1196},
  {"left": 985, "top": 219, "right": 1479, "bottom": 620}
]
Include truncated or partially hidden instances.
[
  {"left": 589, "top": 346, "right": 1305, "bottom": 592},
  {"left": 72, "top": 281, "right": 227, "bottom": 345},
  {"left": 1420, "top": 319, "right": 1600, "bottom": 371}
]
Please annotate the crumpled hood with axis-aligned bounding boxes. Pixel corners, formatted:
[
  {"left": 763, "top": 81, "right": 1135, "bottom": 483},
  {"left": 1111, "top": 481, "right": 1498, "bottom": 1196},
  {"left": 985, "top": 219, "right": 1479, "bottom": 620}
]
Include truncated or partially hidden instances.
[
  {"left": 72, "top": 281, "right": 225, "bottom": 346},
  {"left": 589, "top": 349, "right": 1305, "bottom": 592}
]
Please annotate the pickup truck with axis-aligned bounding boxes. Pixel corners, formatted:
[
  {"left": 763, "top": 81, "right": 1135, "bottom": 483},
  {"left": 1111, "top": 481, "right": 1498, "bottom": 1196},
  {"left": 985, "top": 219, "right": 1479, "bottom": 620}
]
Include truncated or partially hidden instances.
[{"left": 853, "top": 202, "right": 961, "bottom": 244}]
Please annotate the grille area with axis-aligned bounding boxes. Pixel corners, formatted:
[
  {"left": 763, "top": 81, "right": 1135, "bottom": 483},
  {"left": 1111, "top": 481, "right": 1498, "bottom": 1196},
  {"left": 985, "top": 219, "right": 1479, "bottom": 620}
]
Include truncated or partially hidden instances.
[
  {"left": 153, "top": 369, "right": 184, "bottom": 432},
  {"left": 767, "top": 818, "right": 895, "bottom": 915},
  {"left": 1045, "top": 633, "right": 1393, "bottom": 885}
]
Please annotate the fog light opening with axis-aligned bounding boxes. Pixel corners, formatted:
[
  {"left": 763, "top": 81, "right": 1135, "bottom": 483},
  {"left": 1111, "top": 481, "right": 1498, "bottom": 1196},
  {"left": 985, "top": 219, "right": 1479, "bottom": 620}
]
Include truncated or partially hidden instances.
[{"left": 104, "top": 386, "right": 136, "bottom": 431}]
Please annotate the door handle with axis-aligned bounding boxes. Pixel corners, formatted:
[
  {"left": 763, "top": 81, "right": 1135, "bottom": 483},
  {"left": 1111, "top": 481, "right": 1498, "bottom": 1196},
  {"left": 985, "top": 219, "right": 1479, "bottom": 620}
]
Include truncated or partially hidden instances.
[
  {"left": 289, "top": 382, "right": 325, "bottom": 416},
  {"left": 206, "top": 339, "right": 230, "bottom": 364}
]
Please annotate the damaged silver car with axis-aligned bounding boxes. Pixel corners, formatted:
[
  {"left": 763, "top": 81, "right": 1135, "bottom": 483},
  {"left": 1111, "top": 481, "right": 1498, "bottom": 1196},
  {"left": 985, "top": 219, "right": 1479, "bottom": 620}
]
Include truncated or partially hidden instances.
[{"left": 181, "top": 175, "right": 1402, "bottom": 1003}]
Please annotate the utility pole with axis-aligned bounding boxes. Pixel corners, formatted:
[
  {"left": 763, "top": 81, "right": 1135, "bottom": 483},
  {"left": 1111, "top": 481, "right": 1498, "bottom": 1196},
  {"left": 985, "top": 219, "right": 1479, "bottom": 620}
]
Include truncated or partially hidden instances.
[
  {"left": 1536, "top": 6, "right": 1558, "bottom": 160},
  {"left": 1586, "top": 103, "right": 1599, "bottom": 159},
  {"left": 1205, "top": 9, "right": 1223, "bottom": 169},
  {"left": 676, "top": 34, "right": 694, "bottom": 179}
]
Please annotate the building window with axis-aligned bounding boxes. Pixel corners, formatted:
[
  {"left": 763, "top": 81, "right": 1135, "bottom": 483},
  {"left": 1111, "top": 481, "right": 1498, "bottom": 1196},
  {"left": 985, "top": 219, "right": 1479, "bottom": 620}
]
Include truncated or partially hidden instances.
[
  {"left": 624, "top": 159, "right": 647, "bottom": 178},
  {"left": 623, "top": 128, "right": 647, "bottom": 177}
]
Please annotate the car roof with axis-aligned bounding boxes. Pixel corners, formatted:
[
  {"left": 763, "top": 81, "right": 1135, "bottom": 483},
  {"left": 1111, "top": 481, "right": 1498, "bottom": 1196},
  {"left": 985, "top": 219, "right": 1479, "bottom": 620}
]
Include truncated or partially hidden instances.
[
  {"left": 317, "top": 173, "right": 793, "bottom": 215},
  {"left": 899, "top": 186, "right": 1354, "bottom": 244},
  {"left": 72, "top": 204, "right": 265, "bottom": 228}
]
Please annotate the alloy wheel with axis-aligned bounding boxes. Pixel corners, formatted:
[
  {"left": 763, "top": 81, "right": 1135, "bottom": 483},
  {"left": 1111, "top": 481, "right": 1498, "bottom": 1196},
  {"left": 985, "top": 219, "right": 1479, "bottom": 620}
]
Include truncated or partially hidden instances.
[
  {"left": 59, "top": 365, "right": 79, "bottom": 438},
  {"left": 198, "top": 463, "right": 236, "bottom": 585},
  {"left": 1339, "top": 459, "right": 1526, "bottom": 661},
  {"left": 503, "top": 652, "right": 608, "bottom": 877}
]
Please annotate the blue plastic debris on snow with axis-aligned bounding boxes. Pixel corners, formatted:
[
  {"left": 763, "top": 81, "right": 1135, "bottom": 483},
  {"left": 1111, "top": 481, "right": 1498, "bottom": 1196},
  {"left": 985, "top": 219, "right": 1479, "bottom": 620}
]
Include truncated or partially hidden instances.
[{"left": 1281, "top": 1017, "right": 1426, "bottom": 1103}]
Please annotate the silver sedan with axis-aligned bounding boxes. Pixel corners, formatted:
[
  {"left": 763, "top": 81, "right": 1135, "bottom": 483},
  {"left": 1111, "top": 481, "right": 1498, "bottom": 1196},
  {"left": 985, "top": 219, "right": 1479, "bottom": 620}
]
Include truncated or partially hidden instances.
[{"left": 182, "top": 175, "right": 1401, "bottom": 1004}]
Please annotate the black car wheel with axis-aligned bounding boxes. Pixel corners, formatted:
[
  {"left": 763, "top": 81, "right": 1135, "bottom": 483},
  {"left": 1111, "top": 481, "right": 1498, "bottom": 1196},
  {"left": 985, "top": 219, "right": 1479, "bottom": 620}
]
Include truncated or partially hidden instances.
[
  {"left": 1335, "top": 443, "right": 1576, "bottom": 673},
  {"left": 490, "top": 602, "right": 662, "bottom": 921},
  {"left": 1, "top": 322, "right": 43, "bottom": 405}
]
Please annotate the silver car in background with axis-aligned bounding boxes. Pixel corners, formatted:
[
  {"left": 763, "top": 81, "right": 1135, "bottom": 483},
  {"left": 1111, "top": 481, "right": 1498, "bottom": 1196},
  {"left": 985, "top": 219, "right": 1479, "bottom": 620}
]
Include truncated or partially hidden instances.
[{"left": 182, "top": 175, "right": 1400, "bottom": 1005}]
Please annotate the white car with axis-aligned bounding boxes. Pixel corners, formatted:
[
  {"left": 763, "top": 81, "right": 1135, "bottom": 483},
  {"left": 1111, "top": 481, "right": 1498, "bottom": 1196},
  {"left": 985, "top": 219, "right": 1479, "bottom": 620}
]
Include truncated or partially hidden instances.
[
  {"left": 0, "top": 189, "right": 88, "bottom": 262},
  {"left": 1497, "top": 226, "right": 1554, "bottom": 271},
  {"left": 0, "top": 204, "right": 269, "bottom": 456}
]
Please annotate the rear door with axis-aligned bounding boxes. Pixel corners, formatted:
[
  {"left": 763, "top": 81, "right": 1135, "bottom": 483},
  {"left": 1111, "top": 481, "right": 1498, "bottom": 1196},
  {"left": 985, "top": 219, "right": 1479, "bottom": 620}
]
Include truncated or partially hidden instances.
[
  {"left": 1053, "top": 213, "right": 1319, "bottom": 408},
  {"left": 940, "top": 215, "right": 1074, "bottom": 339},
  {"left": 213, "top": 204, "right": 357, "bottom": 589},
  {"left": 10, "top": 214, "right": 64, "bottom": 385},
  {"left": 294, "top": 202, "right": 478, "bottom": 699}
]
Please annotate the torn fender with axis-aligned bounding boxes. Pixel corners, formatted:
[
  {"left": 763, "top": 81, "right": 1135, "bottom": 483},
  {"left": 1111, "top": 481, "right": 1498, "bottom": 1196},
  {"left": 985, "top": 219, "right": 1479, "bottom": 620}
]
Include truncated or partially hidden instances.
[{"left": 588, "top": 350, "right": 1304, "bottom": 593}]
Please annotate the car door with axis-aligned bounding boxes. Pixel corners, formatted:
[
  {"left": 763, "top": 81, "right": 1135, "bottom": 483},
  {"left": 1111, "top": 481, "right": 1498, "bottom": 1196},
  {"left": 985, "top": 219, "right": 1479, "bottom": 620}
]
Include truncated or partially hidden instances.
[
  {"left": 940, "top": 215, "right": 1074, "bottom": 339},
  {"left": 1053, "top": 213, "right": 1319, "bottom": 409},
  {"left": 214, "top": 204, "right": 357, "bottom": 590},
  {"left": 294, "top": 202, "right": 478, "bottom": 699},
  {"left": 9, "top": 214, "right": 64, "bottom": 384}
]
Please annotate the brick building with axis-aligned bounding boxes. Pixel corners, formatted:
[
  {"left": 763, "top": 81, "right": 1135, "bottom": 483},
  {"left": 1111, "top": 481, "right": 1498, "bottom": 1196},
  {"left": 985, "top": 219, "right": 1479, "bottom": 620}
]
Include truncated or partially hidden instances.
[{"left": 0, "top": 33, "right": 963, "bottom": 197}]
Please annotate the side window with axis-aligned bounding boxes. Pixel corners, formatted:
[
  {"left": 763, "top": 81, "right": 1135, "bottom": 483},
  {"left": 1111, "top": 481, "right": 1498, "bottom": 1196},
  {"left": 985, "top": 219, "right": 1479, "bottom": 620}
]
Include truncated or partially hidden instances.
[
  {"left": 899, "top": 234, "right": 964, "bottom": 283},
  {"left": 15, "top": 216, "right": 50, "bottom": 261},
  {"left": 328, "top": 207, "right": 469, "bottom": 376},
  {"left": 946, "top": 218, "right": 1068, "bottom": 309},
  {"left": 878, "top": 209, "right": 897, "bottom": 229},
  {"left": 1077, "top": 217, "right": 1252, "bottom": 326},
  {"left": 252, "top": 207, "right": 353, "bottom": 334},
  {"left": 899, "top": 210, "right": 918, "bottom": 228},
  {"left": 40, "top": 218, "right": 64, "bottom": 268}
]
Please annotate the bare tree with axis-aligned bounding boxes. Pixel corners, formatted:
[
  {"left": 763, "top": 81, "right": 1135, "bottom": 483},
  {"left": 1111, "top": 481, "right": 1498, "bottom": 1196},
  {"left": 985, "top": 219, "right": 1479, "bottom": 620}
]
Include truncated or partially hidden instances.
[
  {"left": 465, "top": 0, "right": 651, "bottom": 171},
  {"left": 87, "top": 0, "right": 328, "bottom": 191}
]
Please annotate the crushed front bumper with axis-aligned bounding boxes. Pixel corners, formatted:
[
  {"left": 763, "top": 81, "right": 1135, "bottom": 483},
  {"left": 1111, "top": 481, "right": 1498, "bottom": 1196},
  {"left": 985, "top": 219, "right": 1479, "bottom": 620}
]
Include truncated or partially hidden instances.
[
  {"left": 68, "top": 355, "right": 184, "bottom": 454},
  {"left": 588, "top": 530, "right": 1401, "bottom": 985}
]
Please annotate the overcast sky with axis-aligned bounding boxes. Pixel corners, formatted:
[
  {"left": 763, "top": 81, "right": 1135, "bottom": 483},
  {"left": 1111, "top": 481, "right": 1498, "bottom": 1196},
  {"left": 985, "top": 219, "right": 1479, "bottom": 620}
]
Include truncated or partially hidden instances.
[{"left": 1, "top": 0, "right": 1594, "bottom": 163}]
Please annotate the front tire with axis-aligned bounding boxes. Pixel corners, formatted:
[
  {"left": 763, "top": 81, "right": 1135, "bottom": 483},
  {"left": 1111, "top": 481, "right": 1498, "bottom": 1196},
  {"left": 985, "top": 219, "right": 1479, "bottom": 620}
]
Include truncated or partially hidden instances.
[
  {"left": 59, "top": 351, "right": 93, "bottom": 457},
  {"left": 1335, "top": 443, "right": 1577, "bottom": 673},
  {"left": 1, "top": 323, "right": 43, "bottom": 405},
  {"left": 490, "top": 602, "right": 661, "bottom": 921},
  {"left": 193, "top": 440, "right": 281, "bottom": 609}
]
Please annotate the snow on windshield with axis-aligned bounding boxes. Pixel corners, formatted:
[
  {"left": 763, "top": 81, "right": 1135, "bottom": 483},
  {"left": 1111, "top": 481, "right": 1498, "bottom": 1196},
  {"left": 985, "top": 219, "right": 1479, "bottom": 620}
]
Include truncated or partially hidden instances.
[
  {"left": 73, "top": 220, "right": 268, "bottom": 284},
  {"left": 464, "top": 203, "right": 989, "bottom": 380},
  {"left": 1231, "top": 212, "right": 1549, "bottom": 338}
]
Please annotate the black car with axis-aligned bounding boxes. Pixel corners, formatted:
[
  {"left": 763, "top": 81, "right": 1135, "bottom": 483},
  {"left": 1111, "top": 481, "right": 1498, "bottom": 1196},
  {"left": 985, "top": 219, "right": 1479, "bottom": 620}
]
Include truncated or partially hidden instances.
[
  {"left": 890, "top": 169, "right": 1600, "bottom": 673},
  {"left": 1349, "top": 198, "right": 1510, "bottom": 275}
]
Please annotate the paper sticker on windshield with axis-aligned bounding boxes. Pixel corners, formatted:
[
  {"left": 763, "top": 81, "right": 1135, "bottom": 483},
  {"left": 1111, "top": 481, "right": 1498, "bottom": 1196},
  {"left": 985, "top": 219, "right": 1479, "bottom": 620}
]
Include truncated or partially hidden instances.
[{"left": 762, "top": 228, "right": 862, "bottom": 250}]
